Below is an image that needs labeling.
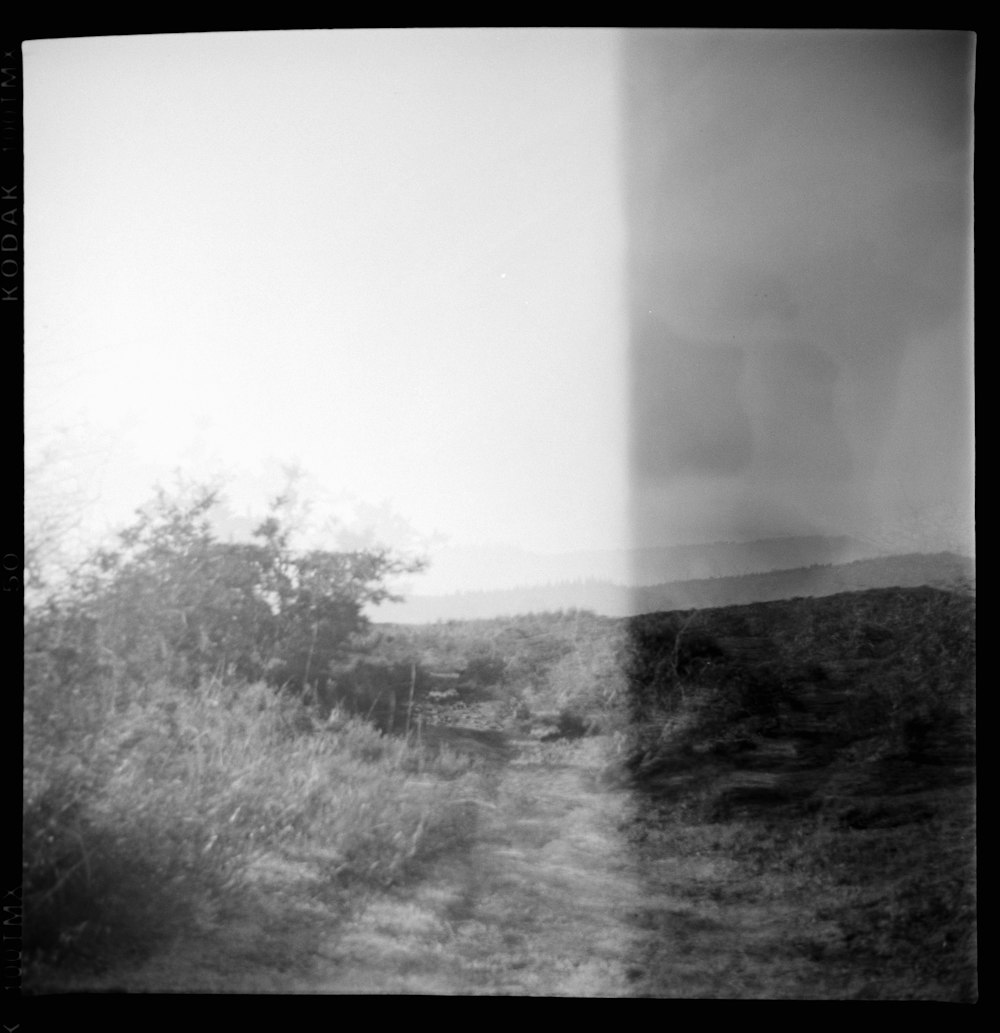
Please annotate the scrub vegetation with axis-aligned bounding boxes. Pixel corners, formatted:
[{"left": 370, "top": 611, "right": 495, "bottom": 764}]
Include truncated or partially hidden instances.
[
  {"left": 22, "top": 485, "right": 481, "bottom": 985},
  {"left": 23, "top": 483, "right": 975, "bottom": 998},
  {"left": 618, "top": 586, "right": 977, "bottom": 1000}
]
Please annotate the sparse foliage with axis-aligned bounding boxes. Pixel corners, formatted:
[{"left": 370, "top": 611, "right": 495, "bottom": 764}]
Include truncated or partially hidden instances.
[
  {"left": 25, "top": 483, "right": 427, "bottom": 701},
  {"left": 22, "top": 481, "right": 448, "bottom": 974}
]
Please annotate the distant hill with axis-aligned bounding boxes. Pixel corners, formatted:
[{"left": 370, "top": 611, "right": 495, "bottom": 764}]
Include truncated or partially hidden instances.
[
  {"left": 625, "top": 534, "right": 886, "bottom": 585},
  {"left": 375, "top": 552, "right": 974, "bottom": 623},
  {"left": 415, "top": 534, "right": 885, "bottom": 594},
  {"left": 630, "top": 552, "right": 974, "bottom": 614}
]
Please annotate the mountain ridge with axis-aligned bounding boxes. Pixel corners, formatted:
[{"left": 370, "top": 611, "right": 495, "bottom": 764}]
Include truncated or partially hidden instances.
[
  {"left": 376, "top": 551, "right": 974, "bottom": 624},
  {"left": 414, "top": 533, "right": 891, "bottom": 595}
]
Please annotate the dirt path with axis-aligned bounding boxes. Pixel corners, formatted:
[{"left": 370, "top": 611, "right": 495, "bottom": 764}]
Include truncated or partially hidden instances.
[
  {"left": 34, "top": 725, "right": 922, "bottom": 998},
  {"left": 38, "top": 721, "right": 878, "bottom": 998},
  {"left": 295, "top": 734, "right": 651, "bottom": 996}
]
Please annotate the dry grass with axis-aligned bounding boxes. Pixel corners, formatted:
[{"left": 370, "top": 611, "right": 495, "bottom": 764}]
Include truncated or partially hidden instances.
[{"left": 23, "top": 675, "right": 480, "bottom": 988}]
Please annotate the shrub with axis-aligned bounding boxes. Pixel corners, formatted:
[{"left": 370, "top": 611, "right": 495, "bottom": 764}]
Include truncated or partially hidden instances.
[
  {"left": 20, "top": 482, "right": 475, "bottom": 977},
  {"left": 461, "top": 653, "right": 507, "bottom": 690},
  {"left": 25, "top": 484, "right": 426, "bottom": 702},
  {"left": 322, "top": 655, "right": 425, "bottom": 732}
]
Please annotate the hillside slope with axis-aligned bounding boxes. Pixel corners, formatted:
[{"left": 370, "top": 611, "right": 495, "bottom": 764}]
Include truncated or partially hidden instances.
[
  {"left": 377, "top": 551, "right": 973, "bottom": 622},
  {"left": 621, "top": 585, "right": 977, "bottom": 1000}
]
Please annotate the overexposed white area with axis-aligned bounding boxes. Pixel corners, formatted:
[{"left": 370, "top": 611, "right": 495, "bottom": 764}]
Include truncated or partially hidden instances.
[
  {"left": 25, "top": 29, "right": 628, "bottom": 589},
  {"left": 25, "top": 30, "right": 974, "bottom": 616}
]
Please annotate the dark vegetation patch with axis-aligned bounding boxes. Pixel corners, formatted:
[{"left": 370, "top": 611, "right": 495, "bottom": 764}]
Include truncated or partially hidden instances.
[{"left": 620, "top": 586, "right": 976, "bottom": 1000}]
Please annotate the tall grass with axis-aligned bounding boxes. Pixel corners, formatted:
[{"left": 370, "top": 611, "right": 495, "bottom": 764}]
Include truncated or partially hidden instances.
[{"left": 23, "top": 673, "right": 476, "bottom": 975}]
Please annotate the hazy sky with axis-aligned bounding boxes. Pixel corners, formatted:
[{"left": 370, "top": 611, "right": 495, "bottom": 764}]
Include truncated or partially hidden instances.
[
  {"left": 25, "top": 29, "right": 628, "bottom": 573},
  {"left": 25, "top": 29, "right": 974, "bottom": 595}
]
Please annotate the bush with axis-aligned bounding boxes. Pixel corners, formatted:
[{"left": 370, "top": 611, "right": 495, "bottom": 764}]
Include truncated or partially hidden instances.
[
  {"left": 24, "top": 484, "right": 425, "bottom": 702},
  {"left": 322, "top": 655, "right": 425, "bottom": 732},
  {"left": 20, "top": 481, "right": 473, "bottom": 977},
  {"left": 461, "top": 653, "right": 507, "bottom": 690}
]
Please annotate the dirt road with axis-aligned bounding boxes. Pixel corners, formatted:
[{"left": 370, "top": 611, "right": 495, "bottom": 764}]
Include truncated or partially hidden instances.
[
  {"left": 298, "top": 734, "right": 651, "bottom": 996},
  {"left": 41, "top": 726, "right": 875, "bottom": 997}
]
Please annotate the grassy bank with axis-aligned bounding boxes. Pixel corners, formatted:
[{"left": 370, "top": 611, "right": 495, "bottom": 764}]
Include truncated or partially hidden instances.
[
  {"left": 21, "top": 485, "right": 489, "bottom": 988},
  {"left": 23, "top": 674, "right": 481, "bottom": 988}
]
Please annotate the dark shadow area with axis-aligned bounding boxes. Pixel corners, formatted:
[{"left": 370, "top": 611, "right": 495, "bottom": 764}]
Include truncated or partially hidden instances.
[{"left": 616, "top": 585, "right": 976, "bottom": 999}]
